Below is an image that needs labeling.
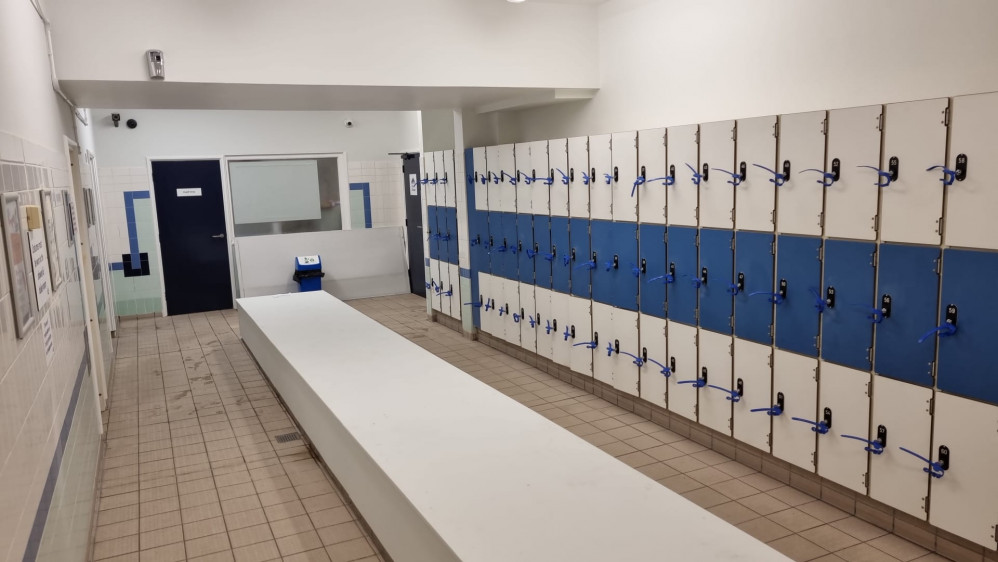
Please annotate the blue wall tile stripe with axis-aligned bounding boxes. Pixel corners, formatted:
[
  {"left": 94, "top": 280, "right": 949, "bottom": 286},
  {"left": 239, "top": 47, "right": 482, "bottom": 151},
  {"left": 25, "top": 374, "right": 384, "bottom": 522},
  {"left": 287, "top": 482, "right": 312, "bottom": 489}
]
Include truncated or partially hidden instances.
[
  {"left": 110, "top": 190, "right": 150, "bottom": 271},
  {"left": 349, "top": 183, "right": 373, "bottom": 228}
]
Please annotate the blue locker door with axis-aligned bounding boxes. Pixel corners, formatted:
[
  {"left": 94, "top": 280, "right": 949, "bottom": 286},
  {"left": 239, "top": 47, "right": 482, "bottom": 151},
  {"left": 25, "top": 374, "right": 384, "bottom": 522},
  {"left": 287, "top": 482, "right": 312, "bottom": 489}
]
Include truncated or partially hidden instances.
[
  {"left": 502, "top": 212, "right": 519, "bottom": 280},
  {"left": 534, "top": 215, "right": 552, "bottom": 290},
  {"left": 775, "top": 235, "right": 822, "bottom": 356},
  {"left": 937, "top": 249, "right": 998, "bottom": 405},
  {"left": 517, "top": 213, "right": 534, "bottom": 284},
  {"left": 667, "top": 226, "right": 698, "bottom": 326},
  {"left": 427, "top": 206, "right": 439, "bottom": 261},
  {"left": 874, "top": 244, "right": 939, "bottom": 387},
  {"left": 469, "top": 210, "right": 489, "bottom": 274},
  {"left": 570, "top": 218, "right": 591, "bottom": 299},
  {"left": 821, "top": 240, "right": 876, "bottom": 370},
  {"left": 699, "top": 228, "right": 734, "bottom": 334},
  {"left": 590, "top": 220, "right": 614, "bottom": 306},
  {"left": 639, "top": 224, "right": 667, "bottom": 319},
  {"left": 734, "top": 232, "right": 775, "bottom": 344},
  {"left": 448, "top": 207, "right": 459, "bottom": 265},
  {"left": 551, "top": 216, "right": 571, "bottom": 294},
  {"left": 611, "top": 222, "right": 638, "bottom": 311}
]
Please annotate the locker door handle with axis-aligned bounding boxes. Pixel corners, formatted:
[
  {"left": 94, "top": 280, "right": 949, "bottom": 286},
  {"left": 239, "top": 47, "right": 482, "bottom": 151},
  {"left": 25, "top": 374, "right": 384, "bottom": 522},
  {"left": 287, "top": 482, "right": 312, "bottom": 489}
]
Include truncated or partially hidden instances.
[
  {"left": 513, "top": 312, "right": 520, "bottom": 323},
  {"left": 573, "top": 341, "right": 598, "bottom": 349},
  {"left": 529, "top": 315, "right": 536, "bottom": 328},
  {"left": 480, "top": 175, "right": 488, "bottom": 185},
  {"left": 498, "top": 305, "right": 506, "bottom": 316},
  {"left": 898, "top": 447, "right": 946, "bottom": 478},
  {"left": 791, "top": 417, "right": 830, "bottom": 434},
  {"left": 543, "top": 252, "right": 555, "bottom": 261},
  {"left": 840, "top": 434, "right": 884, "bottom": 455},
  {"left": 917, "top": 322, "right": 957, "bottom": 343},
  {"left": 495, "top": 243, "right": 507, "bottom": 253},
  {"left": 556, "top": 169, "right": 570, "bottom": 185},
  {"left": 470, "top": 236, "right": 480, "bottom": 247},
  {"left": 750, "top": 406, "right": 783, "bottom": 416},
  {"left": 857, "top": 165, "right": 893, "bottom": 188},
  {"left": 619, "top": 350, "right": 644, "bottom": 366},
  {"left": 424, "top": 282, "right": 432, "bottom": 289},
  {"left": 685, "top": 274, "right": 703, "bottom": 288},
  {"left": 685, "top": 163, "right": 703, "bottom": 186},
  {"left": 603, "top": 173, "right": 613, "bottom": 185},
  {"left": 727, "top": 283, "right": 740, "bottom": 295},
  {"left": 491, "top": 172, "right": 500, "bottom": 184},
  {"left": 439, "top": 176, "right": 448, "bottom": 185},
  {"left": 420, "top": 178, "right": 430, "bottom": 185},
  {"left": 858, "top": 306, "right": 884, "bottom": 324},
  {"left": 539, "top": 175, "right": 554, "bottom": 186},
  {"left": 563, "top": 326, "right": 571, "bottom": 341},
  {"left": 562, "top": 255, "right": 572, "bottom": 266},
  {"left": 526, "top": 248, "right": 538, "bottom": 258},
  {"left": 800, "top": 168, "right": 836, "bottom": 187},
  {"left": 519, "top": 171, "right": 534, "bottom": 185},
  {"left": 435, "top": 287, "right": 452, "bottom": 297},
  {"left": 648, "top": 274, "right": 675, "bottom": 284},
  {"left": 575, "top": 260, "right": 596, "bottom": 270},
  {"left": 545, "top": 320, "right": 553, "bottom": 334},
  {"left": 809, "top": 288, "right": 827, "bottom": 312},
  {"left": 502, "top": 171, "right": 517, "bottom": 186},
  {"left": 631, "top": 176, "right": 645, "bottom": 197},
  {"left": 581, "top": 171, "right": 591, "bottom": 185},
  {"left": 713, "top": 168, "right": 743, "bottom": 187},
  {"left": 706, "top": 385, "right": 742, "bottom": 403},
  {"left": 463, "top": 301, "right": 483, "bottom": 308},
  {"left": 643, "top": 357, "right": 672, "bottom": 377},
  {"left": 752, "top": 163, "right": 787, "bottom": 187},
  {"left": 677, "top": 378, "right": 707, "bottom": 388},
  {"left": 926, "top": 165, "right": 958, "bottom": 186},
  {"left": 630, "top": 263, "right": 642, "bottom": 278},
  {"left": 643, "top": 176, "right": 675, "bottom": 187}
]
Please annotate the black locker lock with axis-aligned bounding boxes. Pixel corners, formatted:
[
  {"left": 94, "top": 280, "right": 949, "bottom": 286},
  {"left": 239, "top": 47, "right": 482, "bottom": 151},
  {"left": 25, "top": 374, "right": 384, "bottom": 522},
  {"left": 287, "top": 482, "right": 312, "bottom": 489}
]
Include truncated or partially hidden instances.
[
  {"left": 888, "top": 156, "right": 900, "bottom": 182},
  {"left": 474, "top": 234, "right": 481, "bottom": 245},
  {"left": 551, "top": 245, "right": 557, "bottom": 258},
  {"left": 823, "top": 407, "right": 833, "bottom": 430},
  {"left": 570, "top": 325, "right": 576, "bottom": 339},
  {"left": 521, "top": 308, "right": 525, "bottom": 320},
  {"left": 825, "top": 286, "right": 836, "bottom": 309},
  {"left": 613, "top": 166, "right": 619, "bottom": 182},
  {"left": 614, "top": 339, "right": 620, "bottom": 354},
  {"left": 593, "top": 331, "right": 599, "bottom": 345},
  {"left": 670, "top": 262, "right": 677, "bottom": 278},
  {"left": 490, "top": 236, "right": 494, "bottom": 247},
  {"left": 570, "top": 168, "right": 575, "bottom": 182},
  {"left": 591, "top": 168, "right": 596, "bottom": 186},
  {"left": 938, "top": 445, "right": 950, "bottom": 470},
  {"left": 776, "top": 392, "right": 785, "bottom": 411},
  {"left": 779, "top": 279, "right": 788, "bottom": 300},
  {"left": 830, "top": 158, "right": 842, "bottom": 182},
  {"left": 642, "top": 347, "right": 648, "bottom": 362},
  {"left": 640, "top": 165, "right": 647, "bottom": 178},
  {"left": 702, "top": 163, "right": 710, "bottom": 182},
  {"left": 881, "top": 294, "right": 892, "bottom": 319},
  {"left": 736, "top": 378, "right": 744, "bottom": 398},
  {"left": 592, "top": 251, "right": 598, "bottom": 263},
  {"left": 739, "top": 161, "right": 747, "bottom": 181},
  {"left": 613, "top": 255, "right": 619, "bottom": 269},
  {"left": 737, "top": 272, "right": 746, "bottom": 292},
  {"left": 876, "top": 424, "right": 888, "bottom": 448},
  {"left": 474, "top": 172, "right": 479, "bottom": 183},
  {"left": 517, "top": 171, "right": 523, "bottom": 183},
  {"left": 955, "top": 154, "right": 968, "bottom": 181},
  {"left": 782, "top": 160, "right": 792, "bottom": 177},
  {"left": 532, "top": 168, "right": 537, "bottom": 180},
  {"left": 641, "top": 259, "right": 647, "bottom": 274},
  {"left": 571, "top": 248, "right": 577, "bottom": 262},
  {"left": 533, "top": 242, "right": 539, "bottom": 254},
  {"left": 700, "top": 267, "right": 708, "bottom": 286},
  {"left": 669, "top": 164, "right": 676, "bottom": 179},
  {"left": 945, "top": 304, "right": 958, "bottom": 327},
  {"left": 518, "top": 240, "right": 523, "bottom": 252},
  {"left": 552, "top": 319, "right": 557, "bottom": 331},
  {"left": 670, "top": 356, "right": 677, "bottom": 373},
  {"left": 434, "top": 173, "right": 439, "bottom": 182},
  {"left": 700, "top": 367, "right": 708, "bottom": 384},
  {"left": 549, "top": 168, "right": 555, "bottom": 182}
]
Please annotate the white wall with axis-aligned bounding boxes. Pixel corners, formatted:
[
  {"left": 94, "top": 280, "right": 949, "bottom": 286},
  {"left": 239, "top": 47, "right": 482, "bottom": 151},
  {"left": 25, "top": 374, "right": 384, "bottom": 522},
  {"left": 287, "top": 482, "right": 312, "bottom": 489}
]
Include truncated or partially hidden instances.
[{"left": 501, "top": 0, "right": 998, "bottom": 140}]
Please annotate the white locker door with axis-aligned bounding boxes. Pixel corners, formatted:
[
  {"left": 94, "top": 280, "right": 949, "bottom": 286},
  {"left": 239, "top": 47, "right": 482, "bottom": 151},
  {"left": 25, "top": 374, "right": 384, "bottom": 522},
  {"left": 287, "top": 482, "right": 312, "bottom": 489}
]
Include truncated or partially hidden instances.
[
  {"left": 589, "top": 134, "right": 613, "bottom": 221},
  {"left": 433, "top": 152, "right": 447, "bottom": 205},
  {"left": 549, "top": 139, "right": 570, "bottom": 218},
  {"left": 699, "top": 329, "right": 734, "bottom": 435},
  {"left": 519, "top": 282, "right": 537, "bottom": 353},
  {"left": 569, "top": 296, "right": 593, "bottom": 377},
  {"left": 733, "top": 339, "right": 773, "bottom": 452},
  {"left": 502, "top": 278, "right": 521, "bottom": 345},
  {"left": 439, "top": 261, "right": 452, "bottom": 317},
  {"left": 480, "top": 273, "right": 498, "bottom": 337},
  {"left": 568, "top": 136, "right": 590, "bottom": 218},
  {"left": 612, "top": 308, "right": 640, "bottom": 397},
  {"left": 824, "top": 105, "right": 882, "bottom": 241},
  {"left": 816, "top": 363, "right": 870, "bottom": 494},
  {"left": 667, "top": 322, "right": 698, "bottom": 421},
  {"left": 515, "top": 142, "right": 533, "bottom": 215},
  {"left": 736, "top": 116, "right": 777, "bottom": 232},
  {"left": 498, "top": 144, "right": 517, "bottom": 213},
  {"left": 485, "top": 146, "right": 501, "bottom": 211},
  {"left": 946, "top": 92, "right": 998, "bottom": 250},
  {"left": 699, "top": 120, "right": 736, "bottom": 230},
  {"left": 611, "top": 131, "right": 638, "bottom": 223},
  {"left": 430, "top": 259, "right": 443, "bottom": 313},
  {"left": 444, "top": 150, "right": 458, "bottom": 209},
  {"left": 448, "top": 263, "right": 461, "bottom": 321},
  {"left": 592, "top": 302, "right": 614, "bottom": 386},
  {"left": 551, "top": 291, "right": 572, "bottom": 367},
  {"left": 777, "top": 111, "right": 827, "bottom": 236},
  {"left": 529, "top": 140, "right": 550, "bottom": 216},
  {"left": 772, "top": 350, "right": 818, "bottom": 471},
  {"left": 639, "top": 314, "right": 668, "bottom": 409},
  {"left": 869, "top": 376, "right": 931, "bottom": 520},
  {"left": 420, "top": 174, "right": 432, "bottom": 269},
  {"left": 474, "top": 147, "right": 489, "bottom": 212},
  {"left": 637, "top": 128, "right": 667, "bottom": 225},
  {"left": 930, "top": 393, "right": 998, "bottom": 548},
  {"left": 535, "top": 287, "right": 554, "bottom": 361},
  {"left": 881, "top": 98, "right": 948, "bottom": 245},
  {"left": 667, "top": 124, "right": 699, "bottom": 227}
]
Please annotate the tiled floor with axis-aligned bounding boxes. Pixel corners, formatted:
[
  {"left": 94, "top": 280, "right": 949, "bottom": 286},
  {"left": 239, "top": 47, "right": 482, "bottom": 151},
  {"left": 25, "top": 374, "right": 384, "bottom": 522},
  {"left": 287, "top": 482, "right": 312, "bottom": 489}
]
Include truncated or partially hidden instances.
[{"left": 94, "top": 311, "right": 383, "bottom": 562}]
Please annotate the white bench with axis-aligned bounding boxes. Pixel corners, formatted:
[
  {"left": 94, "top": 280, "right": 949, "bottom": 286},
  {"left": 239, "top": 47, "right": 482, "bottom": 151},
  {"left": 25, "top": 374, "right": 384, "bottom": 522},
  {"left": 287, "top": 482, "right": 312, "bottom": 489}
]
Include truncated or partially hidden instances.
[{"left": 238, "top": 292, "right": 788, "bottom": 562}]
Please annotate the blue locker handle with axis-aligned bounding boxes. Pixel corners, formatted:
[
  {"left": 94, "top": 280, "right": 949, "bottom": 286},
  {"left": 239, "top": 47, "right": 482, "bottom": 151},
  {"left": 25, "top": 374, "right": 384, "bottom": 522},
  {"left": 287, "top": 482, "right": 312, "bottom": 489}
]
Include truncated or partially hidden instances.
[
  {"left": 529, "top": 315, "right": 536, "bottom": 328},
  {"left": 684, "top": 274, "right": 702, "bottom": 288},
  {"left": 495, "top": 243, "right": 507, "bottom": 253},
  {"left": 429, "top": 178, "right": 439, "bottom": 185},
  {"left": 540, "top": 176, "right": 554, "bottom": 186},
  {"left": 556, "top": 169, "right": 570, "bottom": 185},
  {"left": 917, "top": 322, "right": 957, "bottom": 343},
  {"left": 748, "top": 291, "right": 782, "bottom": 304},
  {"left": 512, "top": 312, "right": 520, "bottom": 323},
  {"left": 752, "top": 163, "right": 787, "bottom": 187},
  {"left": 857, "top": 165, "right": 892, "bottom": 188},
  {"left": 605, "top": 260, "right": 617, "bottom": 272},
  {"left": 630, "top": 263, "right": 641, "bottom": 277},
  {"left": 431, "top": 280, "right": 439, "bottom": 290},
  {"left": 603, "top": 173, "right": 613, "bottom": 185},
  {"left": 605, "top": 342, "right": 616, "bottom": 357},
  {"left": 713, "top": 168, "right": 743, "bottom": 187},
  {"left": 647, "top": 274, "right": 676, "bottom": 284},
  {"left": 809, "top": 288, "right": 827, "bottom": 312},
  {"left": 791, "top": 417, "right": 830, "bottom": 434},
  {"left": 501, "top": 171, "right": 517, "bottom": 186},
  {"left": 573, "top": 341, "right": 598, "bottom": 349},
  {"left": 498, "top": 306, "right": 505, "bottom": 317},
  {"left": 646, "top": 176, "right": 675, "bottom": 187},
  {"left": 470, "top": 238, "right": 480, "bottom": 247},
  {"left": 706, "top": 384, "right": 741, "bottom": 403},
  {"left": 575, "top": 260, "right": 597, "bottom": 270},
  {"left": 439, "top": 233, "right": 451, "bottom": 241},
  {"left": 926, "top": 165, "right": 957, "bottom": 187},
  {"left": 484, "top": 301, "right": 492, "bottom": 311},
  {"left": 545, "top": 320, "right": 553, "bottom": 334},
  {"left": 677, "top": 378, "right": 707, "bottom": 388},
  {"left": 562, "top": 255, "right": 572, "bottom": 266},
  {"left": 853, "top": 305, "right": 884, "bottom": 324},
  {"left": 619, "top": 351, "right": 645, "bottom": 367},
  {"left": 463, "top": 301, "right": 483, "bottom": 308},
  {"left": 581, "top": 171, "right": 592, "bottom": 185},
  {"left": 800, "top": 168, "right": 836, "bottom": 187},
  {"left": 840, "top": 434, "right": 884, "bottom": 455},
  {"left": 435, "top": 287, "right": 452, "bottom": 297},
  {"left": 727, "top": 283, "right": 740, "bottom": 296},
  {"left": 480, "top": 175, "right": 488, "bottom": 185},
  {"left": 563, "top": 327, "right": 571, "bottom": 341},
  {"left": 899, "top": 447, "right": 945, "bottom": 478},
  {"left": 526, "top": 248, "right": 538, "bottom": 259},
  {"left": 750, "top": 406, "right": 783, "bottom": 416},
  {"left": 685, "top": 163, "right": 703, "bottom": 186},
  {"left": 439, "top": 177, "right": 448, "bottom": 185},
  {"left": 420, "top": 178, "right": 430, "bottom": 185},
  {"left": 631, "top": 176, "right": 645, "bottom": 197},
  {"left": 424, "top": 282, "right": 432, "bottom": 289},
  {"left": 543, "top": 252, "right": 555, "bottom": 262},
  {"left": 491, "top": 172, "right": 500, "bottom": 184},
  {"left": 644, "top": 357, "right": 672, "bottom": 378}
]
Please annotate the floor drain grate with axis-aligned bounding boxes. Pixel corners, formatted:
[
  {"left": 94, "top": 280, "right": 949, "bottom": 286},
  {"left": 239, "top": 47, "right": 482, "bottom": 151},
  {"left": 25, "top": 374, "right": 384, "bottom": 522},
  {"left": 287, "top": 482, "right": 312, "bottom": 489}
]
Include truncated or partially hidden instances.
[{"left": 274, "top": 432, "right": 301, "bottom": 444}]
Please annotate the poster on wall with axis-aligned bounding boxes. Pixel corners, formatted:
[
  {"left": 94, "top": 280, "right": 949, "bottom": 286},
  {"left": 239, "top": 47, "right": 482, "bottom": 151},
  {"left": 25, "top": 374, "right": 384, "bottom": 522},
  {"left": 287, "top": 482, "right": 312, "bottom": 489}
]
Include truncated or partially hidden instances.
[
  {"left": 29, "top": 228, "right": 51, "bottom": 310},
  {"left": 41, "top": 313, "right": 54, "bottom": 365},
  {"left": 62, "top": 190, "right": 75, "bottom": 243},
  {"left": 1, "top": 193, "right": 36, "bottom": 338},
  {"left": 40, "top": 190, "right": 62, "bottom": 290},
  {"left": 408, "top": 174, "right": 418, "bottom": 196}
]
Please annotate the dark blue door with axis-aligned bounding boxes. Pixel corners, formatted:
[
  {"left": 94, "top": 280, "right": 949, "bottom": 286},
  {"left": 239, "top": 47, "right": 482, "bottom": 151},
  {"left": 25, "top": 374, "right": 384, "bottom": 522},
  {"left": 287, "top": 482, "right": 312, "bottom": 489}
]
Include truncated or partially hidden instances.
[
  {"left": 534, "top": 215, "right": 552, "bottom": 289},
  {"left": 639, "top": 224, "right": 667, "bottom": 319},
  {"left": 775, "top": 235, "right": 822, "bottom": 356},
  {"left": 821, "top": 240, "right": 876, "bottom": 370},
  {"left": 699, "top": 228, "right": 734, "bottom": 334},
  {"left": 611, "top": 222, "right": 638, "bottom": 311},
  {"left": 734, "top": 231, "right": 774, "bottom": 344},
  {"left": 446, "top": 207, "right": 459, "bottom": 264},
  {"left": 873, "top": 244, "right": 938, "bottom": 386},
  {"left": 517, "top": 213, "right": 534, "bottom": 283},
  {"left": 551, "top": 217, "right": 571, "bottom": 293},
  {"left": 667, "top": 226, "right": 698, "bottom": 326},
  {"left": 570, "top": 218, "right": 591, "bottom": 298},
  {"left": 590, "top": 220, "right": 614, "bottom": 306},
  {"left": 402, "top": 153, "right": 425, "bottom": 296},
  {"left": 151, "top": 160, "right": 232, "bottom": 315},
  {"left": 502, "top": 212, "right": 518, "bottom": 280}
]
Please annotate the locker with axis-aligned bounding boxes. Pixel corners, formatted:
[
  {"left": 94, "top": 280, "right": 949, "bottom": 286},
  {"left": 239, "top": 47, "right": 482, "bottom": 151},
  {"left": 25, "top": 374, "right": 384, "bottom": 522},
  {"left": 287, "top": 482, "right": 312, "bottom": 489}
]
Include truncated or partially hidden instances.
[
  {"left": 433, "top": 151, "right": 447, "bottom": 206},
  {"left": 549, "top": 139, "right": 570, "bottom": 218},
  {"left": 427, "top": 206, "right": 440, "bottom": 261},
  {"left": 611, "top": 131, "right": 638, "bottom": 222},
  {"left": 929, "top": 393, "right": 998, "bottom": 549},
  {"left": 535, "top": 287, "right": 554, "bottom": 361},
  {"left": 613, "top": 309, "right": 641, "bottom": 397},
  {"left": 816, "top": 362, "right": 870, "bottom": 494},
  {"left": 868, "top": 375, "right": 932, "bottom": 519},
  {"left": 430, "top": 259, "right": 443, "bottom": 313},
  {"left": 776, "top": 111, "right": 826, "bottom": 236},
  {"left": 735, "top": 116, "right": 778, "bottom": 232},
  {"left": 734, "top": 231, "right": 775, "bottom": 344},
  {"left": 473, "top": 147, "right": 489, "bottom": 212},
  {"left": 444, "top": 149, "right": 458, "bottom": 210},
  {"left": 534, "top": 215, "right": 552, "bottom": 290},
  {"left": 639, "top": 314, "right": 668, "bottom": 410},
  {"left": 516, "top": 213, "right": 534, "bottom": 284},
  {"left": 528, "top": 140, "right": 550, "bottom": 216},
  {"left": 775, "top": 235, "right": 822, "bottom": 357},
  {"left": 568, "top": 296, "right": 594, "bottom": 377},
  {"left": 667, "top": 322, "right": 698, "bottom": 421},
  {"left": 946, "top": 92, "right": 998, "bottom": 250},
  {"left": 820, "top": 240, "right": 876, "bottom": 371},
  {"left": 589, "top": 134, "right": 613, "bottom": 221},
  {"left": 699, "top": 330, "right": 734, "bottom": 436},
  {"left": 699, "top": 120, "right": 736, "bottom": 229},
  {"left": 424, "top": 264, "right": 433, "bottom": 311},
  {"left": 590, "top": 221, "right": 615, "bottom": 306},
  {"left": 515, "top": 142, "right": 534, "bottom": 215},
  {"left": 873, "top": 244, "right": 938, "bottom": 387},
  {"left": 519, "top": 282, "right": 537, "bottom": 354},
  {"left": 447, "top": 207, "right": 460, "bottom": 265},
  {"left": 551, "top": 216, "right": 571, "bottom": 294},
  {"left": 732, "top": 338, "right": 773, "bottom": 452},
  {"left": 591, "top": 221, "right": 638, "bottom": 311},
  {"left": 568, "top": 136, "right": 590, "bottom": 219},
  {"left": 771, "top": 350, "right": 818, "bottom": 471},
  {"left": 698, "top": 228, "right": 734, "bottom": 334},
  {"left": 937, "top": 249, "right": 998, "bottom": 405},
  {"left": 501, "top": 212, "right": 519, "bottom": 280},
  {"left": 469, "top": 209, "right": 491, "bottom": 275},
  {"left": 824, "top": 105, "right": 882, "bottom": 241},
  {"left": 880, "top": 98, "right": 948, "bottom": 245},
  {"left": 638, "top": 224, "right": 667, "bottom": 319},
  {"left": 637, "top": 128, "right": 667, "bottom": 225},
  {"left": 447, "top": 263, "right": 462, "bottom": 320},
  {"left": 666, "top": 124, "right": 699, "bottom": 227},
  {"left": 550, "top": 290, "right": 572, "bottom": 368},
  {"left": 666, "top": 226, "right": 698, "bottom": 326},
  {"left": 498, "top": 144, "right": 517, "bottom": 213},
  {"left": 486, "top": 145, "right": 501, "bottom": 212},
  {"left": 440, "top": 261, "right": 454, "bottom": 317},
  {"left": 478, "top": 273, "right": 497, "bottom": 337},
  {"left": 501, "top": 277, "right": 521, "bottom": 346},
  {"left": 569, "top": 218, "right": 591, "bottom": 299}
]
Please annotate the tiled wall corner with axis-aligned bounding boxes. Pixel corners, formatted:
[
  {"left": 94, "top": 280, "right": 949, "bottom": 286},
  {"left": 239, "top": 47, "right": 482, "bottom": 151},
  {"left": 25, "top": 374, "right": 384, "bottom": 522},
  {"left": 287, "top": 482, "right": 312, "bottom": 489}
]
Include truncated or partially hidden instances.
[{"left": 347, "top": 159, "right": 405, "bottom": 229}]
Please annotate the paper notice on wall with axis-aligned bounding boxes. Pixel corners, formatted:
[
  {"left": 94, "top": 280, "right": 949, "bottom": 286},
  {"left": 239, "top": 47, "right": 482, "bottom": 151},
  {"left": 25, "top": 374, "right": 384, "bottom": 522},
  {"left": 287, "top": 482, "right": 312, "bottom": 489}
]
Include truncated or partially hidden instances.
[
  {"left": 408, "top": 174, "right": 418, "bottom": 196},
  {"left": 29, "top": 229, "right": 51, "bottom": 309},
  {"left": 41, "top": 313, "right": 54, "bottom": 365}
]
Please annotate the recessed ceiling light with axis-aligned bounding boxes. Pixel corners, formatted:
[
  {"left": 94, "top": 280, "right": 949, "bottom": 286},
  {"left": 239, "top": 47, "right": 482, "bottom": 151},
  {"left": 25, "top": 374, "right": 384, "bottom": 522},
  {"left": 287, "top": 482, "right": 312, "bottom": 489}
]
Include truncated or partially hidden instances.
[{"left": 507, "top": 0, "right": 526, "bottom": 3}]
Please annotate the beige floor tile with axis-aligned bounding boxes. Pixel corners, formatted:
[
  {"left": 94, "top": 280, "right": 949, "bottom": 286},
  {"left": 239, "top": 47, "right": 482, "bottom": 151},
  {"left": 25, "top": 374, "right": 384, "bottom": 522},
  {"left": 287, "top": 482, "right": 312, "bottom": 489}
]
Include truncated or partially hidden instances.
[
  {"left": 799, "top": 500, "right": 850, "bottom": 523},
  {"left": 737, "top": 517, "right": 795, "bottom": 543},
  {"left": 139, "top": 525, "right": 184, "bottom": 550},
  {"left": 184, "top": 516, "right": 228, "bottom": 540},
  {"left": 276, "top": 530, "right": 324, "bottom": 556},
  {"left": 284, "top": 549, "right": 332, "bottom": 562},
  {"left": 831, "top": 517, "right": 891, "bottom": 542},
  {"left": 232, "top": 540, "right": 281, "bottom": 562},
  {"left": 800, "top": 524, "right": 862, "bottom": 552},
  {"left": 867, "top": 534, "right": 930, "bottom": 561},
  {"left": 316, "top": 522, "right": 365, "bottom": 547},
  {"left": 659, "top": 474, "right": 704, "bottom": 494},
  {"left": 837, "top": 543, "right": 903, "bottom": 562},
  {"left": 770, "top": 485, "right": 820, "bottom": 507},
  {"left": 768, "top": 534, "right": 829, "bottom": 562},
  {"left": 769, "top": 508, "right": 826, "bottom": 533},
  {"left": 138, "top": 541, "right": 186, "bottom": 562},
  {"left": 325, "top": 537, "right": 375, "bottom": 562},
  {"left": 186, "top": 533, "right": 232, "bottom": 558},
  {"left": 96, "top": 520, "right": 139, "bottom": 542},
  {"left": 707, "top": 501, "right": 760, "bottom": 525},
  {"left": 94, "top": 535, "right": 140, "bottom": 560},
  {"left": 681, "top": 487, "right": 730, "bottom": 509}
]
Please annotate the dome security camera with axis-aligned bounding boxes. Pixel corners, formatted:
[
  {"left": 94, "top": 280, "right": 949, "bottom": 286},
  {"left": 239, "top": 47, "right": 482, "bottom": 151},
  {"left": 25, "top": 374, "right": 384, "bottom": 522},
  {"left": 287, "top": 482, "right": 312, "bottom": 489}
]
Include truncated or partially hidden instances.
[{"left": 344, "top": 120, "right": 355, "bottom": 128}]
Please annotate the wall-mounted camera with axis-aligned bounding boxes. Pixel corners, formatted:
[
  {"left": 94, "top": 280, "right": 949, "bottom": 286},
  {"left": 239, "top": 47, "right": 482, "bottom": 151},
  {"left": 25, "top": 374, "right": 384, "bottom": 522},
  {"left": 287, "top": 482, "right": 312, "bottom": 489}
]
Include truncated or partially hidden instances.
[
  {"left": 147, "top": 50, "right": 165, "bottom": 80},
  {"left": 111, "top": 113, "right": 120, "bottom": 128}
]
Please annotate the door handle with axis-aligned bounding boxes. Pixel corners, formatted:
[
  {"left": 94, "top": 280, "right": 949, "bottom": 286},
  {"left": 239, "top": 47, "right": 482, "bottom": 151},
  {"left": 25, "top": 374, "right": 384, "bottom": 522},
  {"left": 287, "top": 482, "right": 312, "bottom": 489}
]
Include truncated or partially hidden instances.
[{"left": 211, "top": 233, "right": 225, "bottom": 238}]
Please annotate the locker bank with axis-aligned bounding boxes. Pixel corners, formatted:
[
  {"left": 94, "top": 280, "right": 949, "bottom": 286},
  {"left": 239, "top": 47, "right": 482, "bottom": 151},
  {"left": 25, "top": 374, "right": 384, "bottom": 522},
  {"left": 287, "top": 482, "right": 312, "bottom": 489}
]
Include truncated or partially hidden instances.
[{"left": 3, "top": 0, "right": 998, "bottom": 560}]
